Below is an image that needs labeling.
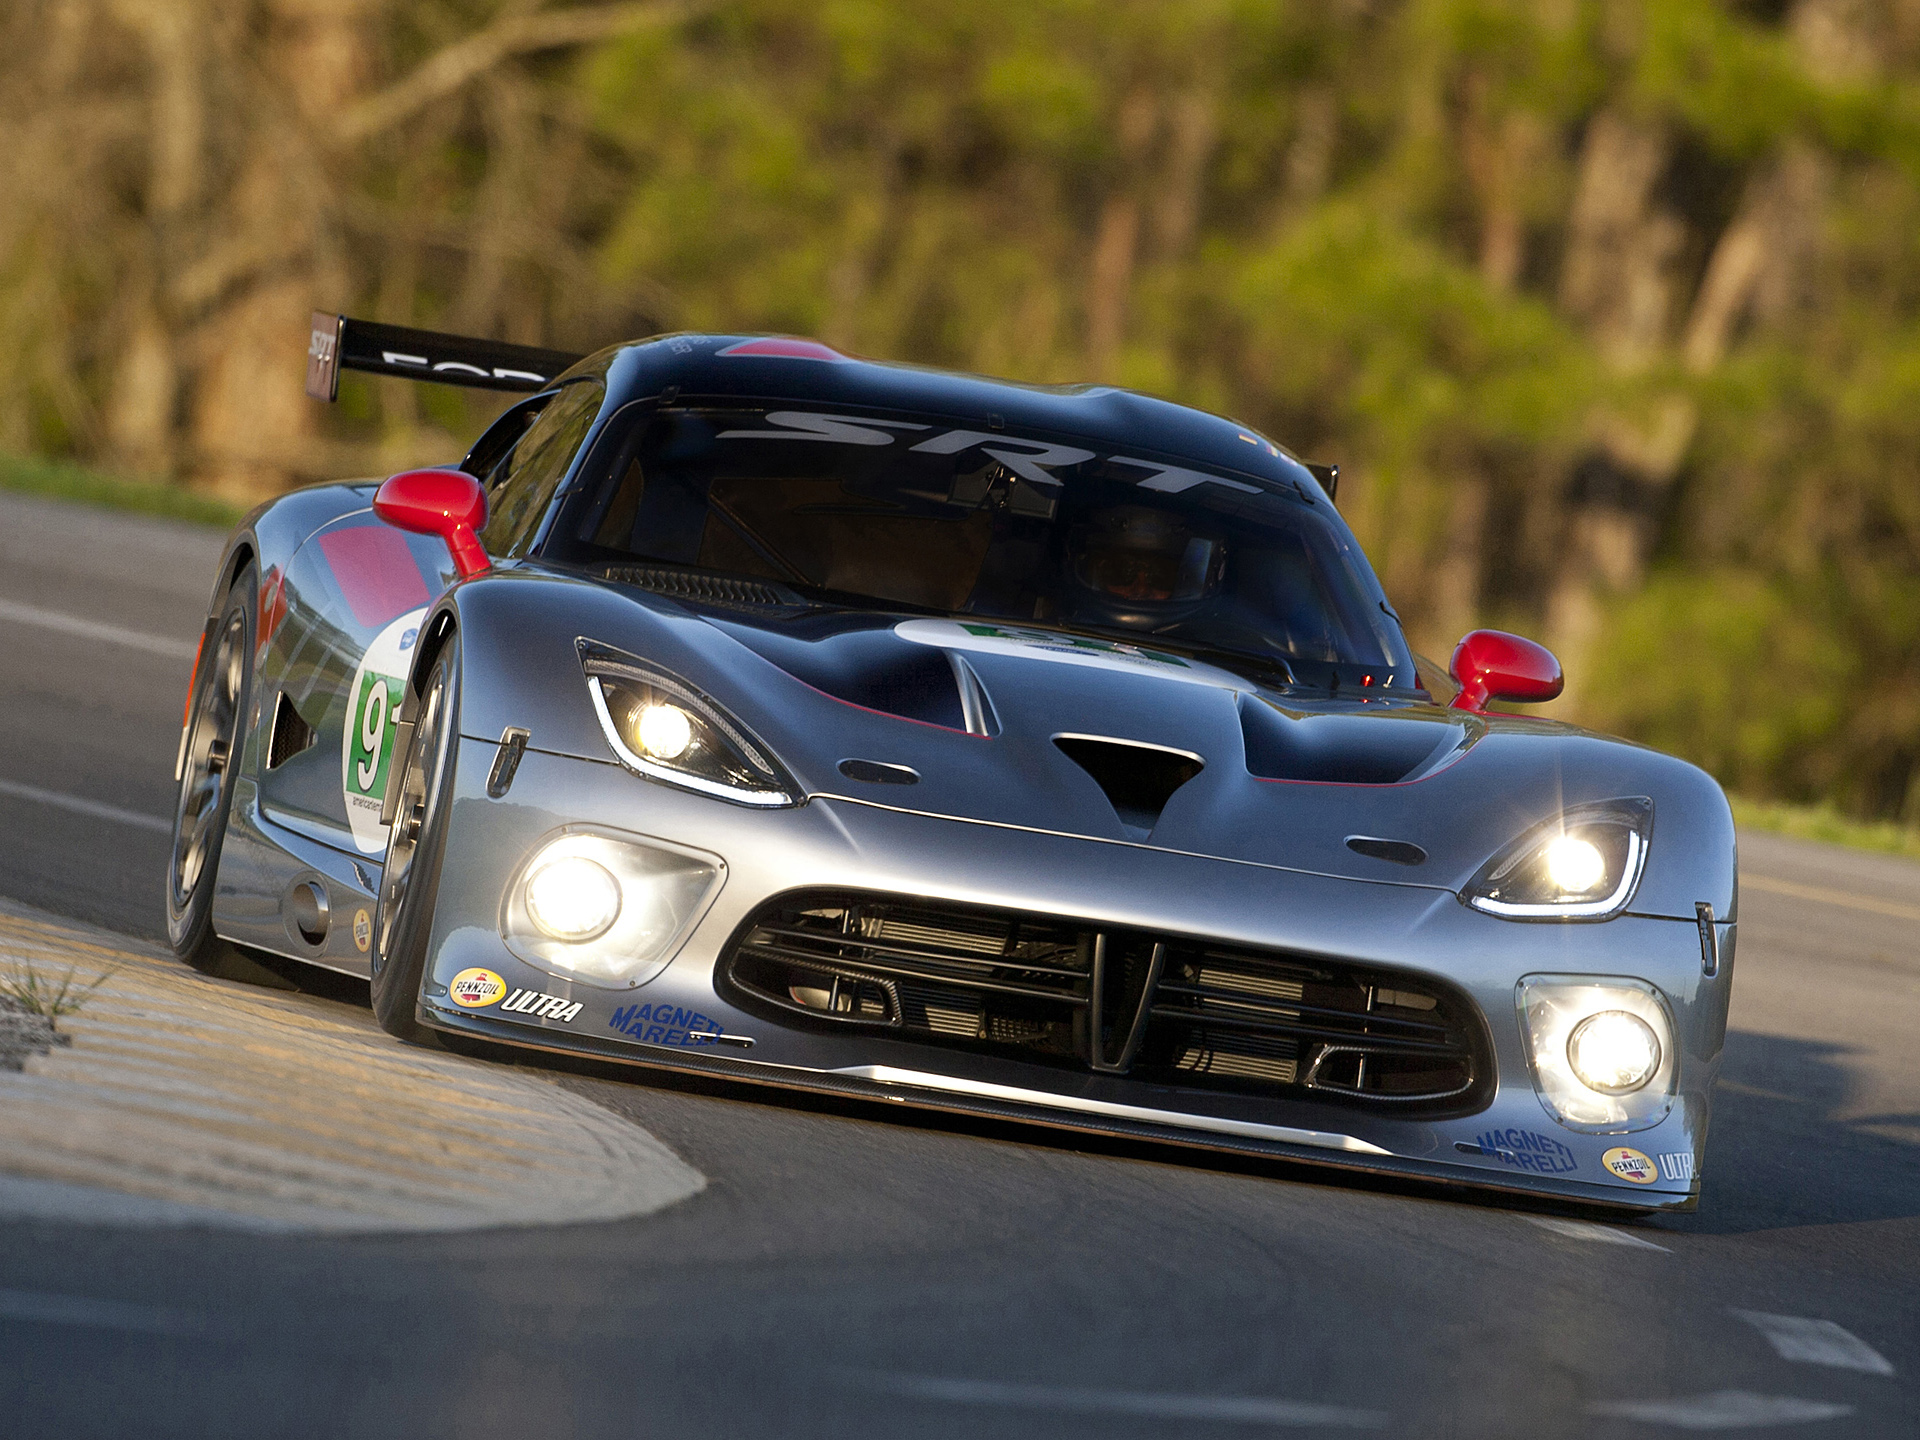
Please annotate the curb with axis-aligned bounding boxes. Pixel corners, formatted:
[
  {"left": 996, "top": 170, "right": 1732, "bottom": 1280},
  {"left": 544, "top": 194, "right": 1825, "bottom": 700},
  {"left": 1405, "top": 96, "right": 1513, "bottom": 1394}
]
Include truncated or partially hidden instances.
[{"left": 0, "top": 903, "right": 704, "bottom": 1232}]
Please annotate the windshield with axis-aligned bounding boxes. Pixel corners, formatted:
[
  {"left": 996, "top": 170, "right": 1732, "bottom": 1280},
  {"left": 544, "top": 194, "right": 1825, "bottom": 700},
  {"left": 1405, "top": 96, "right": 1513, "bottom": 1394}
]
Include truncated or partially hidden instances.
[{"left": 541, "top": 404, "right": 1415, "bottom": 689}]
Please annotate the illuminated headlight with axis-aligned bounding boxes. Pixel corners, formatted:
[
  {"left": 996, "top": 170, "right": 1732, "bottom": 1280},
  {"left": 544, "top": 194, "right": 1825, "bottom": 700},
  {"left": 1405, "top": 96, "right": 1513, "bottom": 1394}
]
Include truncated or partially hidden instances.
[
  {"left": 581, "top": 643, "right": 796, "bottom": 807},
  {"left": 502, "top": 829, "right": 724, "bottom": 987},
  {"left": 1518, "top": 975, "right": 1675, "bottom": 1130},
  {"left": 1465, "top": 798, "right": 1652, "bottom": 920},
  {"left": 635, "top": 703, "right": 693, "bottom": 760}
]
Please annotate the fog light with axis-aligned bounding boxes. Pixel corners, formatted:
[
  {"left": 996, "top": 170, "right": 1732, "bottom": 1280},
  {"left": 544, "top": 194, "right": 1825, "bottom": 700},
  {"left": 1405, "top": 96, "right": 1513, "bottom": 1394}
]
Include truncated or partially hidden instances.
[
  {"left": 635, "top": 703, "right": 693, "bottom": 760},
  {"left": 502, "top": 828, "right": 724, "bottom": 987},
  {"left": 1516, "top": 974, "right": 1675, "bottom": 1131},
  {"left": 1543, "top": 834, "right": 1606, "bottom": 896},
  {"left": 1566, "top": 1009, "right": 1660, "bottom": 1094},
  {"left": 524, "top": 856, "right": 620, "bottom": 942}
]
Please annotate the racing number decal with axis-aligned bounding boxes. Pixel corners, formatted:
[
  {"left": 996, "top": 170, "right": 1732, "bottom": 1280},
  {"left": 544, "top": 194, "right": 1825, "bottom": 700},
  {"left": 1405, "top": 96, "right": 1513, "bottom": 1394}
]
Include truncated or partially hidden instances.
[
  {"left": 355, "top": 681, "right": 390, "bottom": 791},
  {"left": 342, "top": 607, "right": 428, "bottom": 853}
]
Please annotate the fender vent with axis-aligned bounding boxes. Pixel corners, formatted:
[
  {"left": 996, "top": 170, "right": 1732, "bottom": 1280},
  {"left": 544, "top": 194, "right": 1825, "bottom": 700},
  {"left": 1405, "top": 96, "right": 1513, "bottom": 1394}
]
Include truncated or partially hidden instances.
[
  {"left": 1053, "top": 736, "right": 1202, "bottom": 835},
  {"left": 267, "top": 691, "right": 316, "bottom": 769}
]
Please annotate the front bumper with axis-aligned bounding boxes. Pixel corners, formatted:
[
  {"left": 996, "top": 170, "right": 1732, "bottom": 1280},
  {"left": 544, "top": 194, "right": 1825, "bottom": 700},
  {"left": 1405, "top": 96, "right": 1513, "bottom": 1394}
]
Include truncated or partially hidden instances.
[{"left": 419, "top": 742, "right": 1725, "bottom": 1211}]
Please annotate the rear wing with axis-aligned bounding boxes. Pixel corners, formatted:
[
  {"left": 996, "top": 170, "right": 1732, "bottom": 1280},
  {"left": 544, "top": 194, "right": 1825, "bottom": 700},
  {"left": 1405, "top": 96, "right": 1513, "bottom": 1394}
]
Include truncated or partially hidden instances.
[{"left": 304, "top": 312, "right": 585, "bottom": 401}]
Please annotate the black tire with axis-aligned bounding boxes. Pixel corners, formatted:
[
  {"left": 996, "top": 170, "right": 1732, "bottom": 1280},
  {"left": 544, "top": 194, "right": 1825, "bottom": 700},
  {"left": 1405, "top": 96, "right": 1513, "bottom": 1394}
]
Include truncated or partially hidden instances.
[
  {"left": 371, "top": 634, "right": 460, "bottom": 1042},
  {"left": 167, "top": 562, "right": 257, "bottom": 974}
]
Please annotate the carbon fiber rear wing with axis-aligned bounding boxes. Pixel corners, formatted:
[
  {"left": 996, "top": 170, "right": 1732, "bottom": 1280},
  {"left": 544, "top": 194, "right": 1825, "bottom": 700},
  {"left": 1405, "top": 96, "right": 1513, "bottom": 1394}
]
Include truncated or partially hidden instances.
[{"left": 305, "top": 312, "right": 585, "bottom": 401}]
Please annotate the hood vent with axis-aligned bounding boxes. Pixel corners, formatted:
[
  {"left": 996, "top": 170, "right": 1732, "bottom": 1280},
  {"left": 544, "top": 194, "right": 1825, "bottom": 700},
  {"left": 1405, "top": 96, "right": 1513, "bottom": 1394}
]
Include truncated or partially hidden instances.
[
  {"left": 1054, "top": 735, "right": 1203, "bottom": 837},
  {"left": 604, "top": 565, "right": 796, "bottom": 611}
]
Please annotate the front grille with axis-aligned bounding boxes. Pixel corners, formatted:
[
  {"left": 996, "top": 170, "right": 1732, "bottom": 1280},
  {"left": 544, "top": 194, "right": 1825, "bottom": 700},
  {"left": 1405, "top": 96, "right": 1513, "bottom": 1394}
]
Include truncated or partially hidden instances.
[{"left": 720, "top": 891, "right": 1491, "bottom": 1114}]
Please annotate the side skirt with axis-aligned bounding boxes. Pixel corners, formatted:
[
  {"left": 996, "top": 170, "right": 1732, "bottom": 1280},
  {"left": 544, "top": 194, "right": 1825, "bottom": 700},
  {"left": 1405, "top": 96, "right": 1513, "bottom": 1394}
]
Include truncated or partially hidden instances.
[{"left": 212, "top": 783, "right": 379, "bottom": 978}]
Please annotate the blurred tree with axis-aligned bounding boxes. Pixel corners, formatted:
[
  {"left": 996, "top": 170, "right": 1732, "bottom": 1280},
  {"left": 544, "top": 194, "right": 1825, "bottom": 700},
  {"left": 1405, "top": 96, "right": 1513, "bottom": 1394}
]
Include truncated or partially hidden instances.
[{"left": 1, "top": 0, "right": 1918, "bottom": 819}]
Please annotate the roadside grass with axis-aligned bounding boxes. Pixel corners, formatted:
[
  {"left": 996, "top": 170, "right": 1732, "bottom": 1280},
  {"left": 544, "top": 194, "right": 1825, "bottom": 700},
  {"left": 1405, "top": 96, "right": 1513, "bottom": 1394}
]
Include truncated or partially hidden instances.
[
  {"left": 0, "top": 451, "right": 244, "bottom": 529},
  {"left": 1730, "top": 795, "right": 1920, "bottom": 861},
  {"left": 0, "top": 956, "right": 118, "bottom": 1025}
]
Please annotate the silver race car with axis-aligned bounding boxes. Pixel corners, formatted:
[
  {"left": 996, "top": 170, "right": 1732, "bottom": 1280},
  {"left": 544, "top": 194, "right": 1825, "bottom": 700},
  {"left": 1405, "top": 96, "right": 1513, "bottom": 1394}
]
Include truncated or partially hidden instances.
[{"left": 168, "top": 315, "right": 1735, "bottom": 1210}]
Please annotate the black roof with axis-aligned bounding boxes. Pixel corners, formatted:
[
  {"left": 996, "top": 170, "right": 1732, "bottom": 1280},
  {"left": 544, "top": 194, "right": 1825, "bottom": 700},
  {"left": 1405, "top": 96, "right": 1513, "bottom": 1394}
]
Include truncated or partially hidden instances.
[{"left": 587, "top": 335, "right": 1324, "bottom": 497}]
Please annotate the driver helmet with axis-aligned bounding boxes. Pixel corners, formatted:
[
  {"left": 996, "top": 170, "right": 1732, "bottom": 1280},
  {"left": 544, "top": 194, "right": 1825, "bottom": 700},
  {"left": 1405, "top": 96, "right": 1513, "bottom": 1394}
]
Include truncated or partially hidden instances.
[{"left": 1061, "top": 503, "right": 1226, "bottom": 629}]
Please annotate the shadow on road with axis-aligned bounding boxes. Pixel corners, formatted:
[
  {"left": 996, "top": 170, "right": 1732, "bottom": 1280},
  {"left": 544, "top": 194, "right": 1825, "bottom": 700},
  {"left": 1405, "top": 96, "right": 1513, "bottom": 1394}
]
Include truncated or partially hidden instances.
[{"left": 1662, "top": 1027, "right": 1920, "bottom": 1236}]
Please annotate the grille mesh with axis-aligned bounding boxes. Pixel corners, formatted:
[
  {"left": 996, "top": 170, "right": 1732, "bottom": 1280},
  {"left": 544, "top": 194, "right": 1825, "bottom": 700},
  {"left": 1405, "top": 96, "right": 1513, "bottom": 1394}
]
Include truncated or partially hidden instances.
[{"left": 721, "top": 891, "right": 1489, "bottom": 1112}]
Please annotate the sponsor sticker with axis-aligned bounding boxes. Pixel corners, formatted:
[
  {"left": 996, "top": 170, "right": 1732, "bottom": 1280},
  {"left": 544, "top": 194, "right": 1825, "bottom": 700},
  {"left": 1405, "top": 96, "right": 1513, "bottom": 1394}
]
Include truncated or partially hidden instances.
[
  {"left": 352, "top": 908, "right": 372, "bottom": 954},
  {"left": 498, "top": 987, "right": 583, "bottom": 1024},
  {"left": 609, "top": 1002, "right": 728, "bottom": 1048},
  {"left": 894, "top": 618, "right": 1253, "bottom": 692},
  {"left": 1659, "top": 1151, "right": 1696, "bottom": 1182},
  {"left": 341, "top": 607, "right": 427, "bottom": 853},
  {"left": 1471, "top": 1127, "right": 1579, "bottom": 1175},
  {"left": 1602, "top": 1146, "right": 1659, "bottom": 1185},
  {"left": 449, "top": 968, "right": 507, "bottom": 1009}
]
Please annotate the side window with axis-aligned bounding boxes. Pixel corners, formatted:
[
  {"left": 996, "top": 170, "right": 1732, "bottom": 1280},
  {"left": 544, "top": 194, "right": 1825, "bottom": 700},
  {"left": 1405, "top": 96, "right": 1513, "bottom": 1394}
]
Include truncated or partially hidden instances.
[{"left": 481, "top": 379, "right": 606, "bottom": 557}]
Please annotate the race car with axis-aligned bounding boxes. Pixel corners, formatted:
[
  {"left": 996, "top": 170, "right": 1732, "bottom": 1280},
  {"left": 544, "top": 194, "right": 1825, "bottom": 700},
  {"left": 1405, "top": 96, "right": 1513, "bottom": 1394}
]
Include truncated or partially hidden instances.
[{"left": 167, "top": 313, "right": 1735, "bottom": 1211}]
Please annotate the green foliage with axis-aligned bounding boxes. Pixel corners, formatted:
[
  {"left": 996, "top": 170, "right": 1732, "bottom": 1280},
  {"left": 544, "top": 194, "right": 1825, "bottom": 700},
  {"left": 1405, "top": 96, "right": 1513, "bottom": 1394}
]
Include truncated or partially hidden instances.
[
  {"left": 0, "top": 957, "right": 117, "bottom": 1024},
  {"left": 1583, "top": 569, "right": 1854, "bottom": 796},
  {"left": 0, "top": 452, "right": 243, "bottom": 529}
]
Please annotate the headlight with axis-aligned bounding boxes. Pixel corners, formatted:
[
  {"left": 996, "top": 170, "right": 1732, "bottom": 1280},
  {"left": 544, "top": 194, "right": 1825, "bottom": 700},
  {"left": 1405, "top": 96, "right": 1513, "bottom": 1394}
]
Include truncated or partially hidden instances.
[
  {"left": 1465, "top": 798, "right": 1652, "bottom": 920},
  {"left": 581, "top": 643, "right": 797, "bottom": 807},
  {"left": 1517, "top": 975, "right": 1675, "bottom": 1130},
  {"left": 502, "top": 828, "right": 725, "bottom": 986}
]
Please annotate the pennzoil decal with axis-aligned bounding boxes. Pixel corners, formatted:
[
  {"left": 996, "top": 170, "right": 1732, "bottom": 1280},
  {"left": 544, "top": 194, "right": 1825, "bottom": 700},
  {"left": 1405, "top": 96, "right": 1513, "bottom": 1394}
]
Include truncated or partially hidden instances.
[
  {"left": 341, "top": 607, "right": 427, "bottom": 853},
  {"left": 449, "top": 968, "right": 507, "bottom": 1008},
  {"left": 1602, "top": 1147, "right": 1659, "bottom": 1184}
]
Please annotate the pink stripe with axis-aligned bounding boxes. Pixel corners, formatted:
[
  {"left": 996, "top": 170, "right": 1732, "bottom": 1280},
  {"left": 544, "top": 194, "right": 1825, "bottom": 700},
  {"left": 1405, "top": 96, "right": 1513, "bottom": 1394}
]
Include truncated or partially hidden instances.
[{"left": 317, "top": 526, "right": 431, "bottom": 629}]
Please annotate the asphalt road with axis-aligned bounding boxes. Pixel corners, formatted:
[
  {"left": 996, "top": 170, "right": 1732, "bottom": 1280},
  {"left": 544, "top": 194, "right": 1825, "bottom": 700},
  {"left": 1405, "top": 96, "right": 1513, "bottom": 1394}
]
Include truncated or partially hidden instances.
[{"left": 0, "top": 488, "right": 1915, "bottom": 1438}]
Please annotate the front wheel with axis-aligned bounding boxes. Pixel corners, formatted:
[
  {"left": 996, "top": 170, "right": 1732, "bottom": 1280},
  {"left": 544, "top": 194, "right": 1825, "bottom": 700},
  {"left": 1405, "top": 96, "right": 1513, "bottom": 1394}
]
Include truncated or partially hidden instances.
[
  {"left": 371, "top": 636, "right": 459, "bottom": 1042},
  {"left": 168, "top": 563, "right": 257, "bottom": 973}
]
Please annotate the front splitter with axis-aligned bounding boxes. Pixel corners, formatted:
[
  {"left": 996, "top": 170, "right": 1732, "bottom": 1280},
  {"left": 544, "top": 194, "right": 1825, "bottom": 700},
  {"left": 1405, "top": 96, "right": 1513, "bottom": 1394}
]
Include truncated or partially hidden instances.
[{"left": 421, "top": 1000, "right": 1698, "bottom": 1214}]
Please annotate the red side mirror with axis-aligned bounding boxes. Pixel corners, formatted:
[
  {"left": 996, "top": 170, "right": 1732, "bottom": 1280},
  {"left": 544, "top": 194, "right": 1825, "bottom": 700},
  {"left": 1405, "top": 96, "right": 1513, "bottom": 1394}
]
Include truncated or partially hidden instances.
[
  {"left": 372, "top": 469, "right": 490, "bottom": 579},
  {"left": 1449, "top": 629, "right": 1563, "bottom": 712}
]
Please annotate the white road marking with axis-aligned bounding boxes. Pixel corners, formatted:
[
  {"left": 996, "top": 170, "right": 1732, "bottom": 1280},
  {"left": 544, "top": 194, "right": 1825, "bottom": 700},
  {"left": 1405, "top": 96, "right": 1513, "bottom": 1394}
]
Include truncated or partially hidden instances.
[
  {"left": 837, "top": 1371, "right": 1387, "bottom": 1428},
  {"left": 0, "top": 1287, "right": 203, "bottom": 1335},
  {"left": 0, "top": 777, "right": 172, "bottom": 834},
  {"left": 0, "top": 596, "right": 198, "bottom": 661},
  {"left": 1589, "top": 1390, "right": 1852, "bottom": 1429},
  {"left": 1732, "top": 1310, "right": 1895, "bottom": 1375},
  {"left": 1529, "top": 1217, "right": 1672, "bottom": 1251},
  {"left": 1743, "top": 873, "right": 1920, "bottom": 925}
]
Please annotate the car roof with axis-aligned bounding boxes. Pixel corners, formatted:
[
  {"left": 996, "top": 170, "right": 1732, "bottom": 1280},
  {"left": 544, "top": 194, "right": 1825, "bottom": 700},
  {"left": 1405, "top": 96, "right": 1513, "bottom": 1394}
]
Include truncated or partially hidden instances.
[{"left": 583, "top": 335, "right": 1324, "bottom": 497}]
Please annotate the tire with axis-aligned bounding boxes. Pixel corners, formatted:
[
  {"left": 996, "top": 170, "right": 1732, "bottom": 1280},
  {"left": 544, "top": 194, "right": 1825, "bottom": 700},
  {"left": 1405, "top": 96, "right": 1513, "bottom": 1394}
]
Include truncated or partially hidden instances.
[
  {"left": 167, "top": 562, "right": 257, "bottom": 973},
  {"left": 371, "top": 634, "right": 460, "bottom": 1042}
]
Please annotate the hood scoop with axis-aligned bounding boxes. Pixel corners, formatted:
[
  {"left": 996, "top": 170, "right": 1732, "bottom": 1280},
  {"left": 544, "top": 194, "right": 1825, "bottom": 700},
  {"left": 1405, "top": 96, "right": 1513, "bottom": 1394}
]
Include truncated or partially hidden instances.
[
  {"left": 1238, "top": 698, "right": 1469, "bottom": 785},
  {"left": 1054, "top": 735, "right": 1203, "bottom": 838},
  {"left": 704, "top": 614, "right": 998, "bottom": 735}
]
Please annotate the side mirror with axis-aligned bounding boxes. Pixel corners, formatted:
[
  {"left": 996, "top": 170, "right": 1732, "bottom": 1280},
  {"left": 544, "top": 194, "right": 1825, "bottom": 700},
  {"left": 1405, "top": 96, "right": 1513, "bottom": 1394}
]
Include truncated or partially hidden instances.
[
  {"left": 373, "top": 469, "right": 491, "bottom": 580},
  {"left": 1449, "top": 629, "right": 1563, "bottom": 712}
]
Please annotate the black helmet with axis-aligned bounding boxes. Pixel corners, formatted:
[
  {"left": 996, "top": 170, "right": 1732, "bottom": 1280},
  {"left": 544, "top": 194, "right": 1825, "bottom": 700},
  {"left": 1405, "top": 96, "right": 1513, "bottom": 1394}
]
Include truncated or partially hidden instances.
[{"left": 1060, "top": 504, "right": 1226, "bottom": 630}]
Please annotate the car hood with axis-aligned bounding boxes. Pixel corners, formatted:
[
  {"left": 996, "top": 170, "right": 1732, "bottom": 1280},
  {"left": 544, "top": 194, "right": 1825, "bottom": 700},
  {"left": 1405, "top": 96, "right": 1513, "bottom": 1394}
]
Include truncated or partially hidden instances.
[{"left": 452, "top": 571, "right": 1731, "bottom": 920}]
